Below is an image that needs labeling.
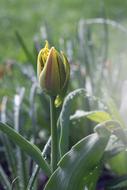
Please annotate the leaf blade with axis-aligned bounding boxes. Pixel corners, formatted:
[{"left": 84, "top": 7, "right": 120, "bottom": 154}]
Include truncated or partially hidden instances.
[
  {"left": 45, "top": 127, "right": 110, "bottom": 190},
  {"left": 70, "top": 110, "right": 111, "bottom": 123},
  {"left": 0, "top": 122, "right": 51, "bottom": 177},
  {"left": 59, "top": 88, "right": 87, "bottom": 157}
]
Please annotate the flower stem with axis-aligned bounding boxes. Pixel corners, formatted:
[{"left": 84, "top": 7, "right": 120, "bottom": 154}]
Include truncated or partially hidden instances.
[{"left": 50, "top": 96, "right": 58, "bottom": 173}]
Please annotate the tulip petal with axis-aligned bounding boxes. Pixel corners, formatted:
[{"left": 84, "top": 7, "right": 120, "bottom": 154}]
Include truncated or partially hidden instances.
[
  {"left": 37, "top": 41, "right": 49, "bottom": 78},
  {"left": 39, "top": 47, "right": 61, "bottom": 96},
  {"left": 37, "top": 49, "right": 44, "bottom": 78},
  {"left": 56, "top": 51, "right": 66, "bottom": 88},
  {"left": 61, "top": 52, "right": 70, "bottom": 93}
]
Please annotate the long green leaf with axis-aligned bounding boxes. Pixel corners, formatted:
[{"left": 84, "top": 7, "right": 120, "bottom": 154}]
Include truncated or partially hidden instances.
[
  {"left": 70, "top": 110, "right": 111, "bottom": 123},
  {"left": 0, "top": 122, "right": 51, "bottom": 177},
  {"left": 44, "top": 126, "right": 110, "bottom": 190},
  {"left": 27, "top": 137, "right": 51, "bottom": 190},
  {"left": 59, "top": 88, "right": 87, "bottom": 157},
  {"left": 83, "top": 164, "right": 102, "bottom": 190},
  {"left": 59, "top": 88, "right": 106, "bottom": 156}
]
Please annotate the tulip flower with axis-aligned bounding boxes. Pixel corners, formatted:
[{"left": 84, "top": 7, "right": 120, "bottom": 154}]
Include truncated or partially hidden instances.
[{"left": 37, "top": 41, "right": 70, "bottom": 107}]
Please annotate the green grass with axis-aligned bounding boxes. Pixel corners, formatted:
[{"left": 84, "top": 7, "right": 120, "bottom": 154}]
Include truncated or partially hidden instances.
[{"left": 1, "top": 0, "right": 127, "bottom": 62}]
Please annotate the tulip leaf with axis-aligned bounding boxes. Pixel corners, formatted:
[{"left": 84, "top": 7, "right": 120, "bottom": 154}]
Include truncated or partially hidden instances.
[
  {"left": 0, "top": 122, "right": 51, "bottom": 177},
  {"left": 70, "top": 110, "right": 112, "bottom": 123},
  {"left": 83, "top": 164, "right": 102, "bottom": 190},
  {"left": 59, "top": 88, "right": 107, "bottom": 156},
  {"left": 59, "top": 88, "right": 87, "bottom": 157},
  {"left": 44, "top": 126, "right": 110, "bottom": 190},
  {"left": 107, "top": 151, "right": 127, "bottom": 175}
]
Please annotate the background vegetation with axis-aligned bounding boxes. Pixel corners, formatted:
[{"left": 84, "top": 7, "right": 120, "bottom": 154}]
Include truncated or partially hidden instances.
[{"left": 1, "top": 0, "right": 127, "bottom": 60}]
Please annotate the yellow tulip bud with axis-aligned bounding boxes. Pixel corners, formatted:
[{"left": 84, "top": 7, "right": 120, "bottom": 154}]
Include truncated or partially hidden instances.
[{"left": 37, "top": 41, "right": 70, "bottom": 107}]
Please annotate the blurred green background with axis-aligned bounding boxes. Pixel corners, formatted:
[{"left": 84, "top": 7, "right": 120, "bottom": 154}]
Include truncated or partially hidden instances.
[
  {"left": 1, "top": 1, "right": 127, "bottom": 189},
  {"left": 1, "top": 0, "right": 127, "bottom": 61}
]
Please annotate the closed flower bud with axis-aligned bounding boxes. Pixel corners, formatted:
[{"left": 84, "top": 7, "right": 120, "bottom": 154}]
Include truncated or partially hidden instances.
[{"left": 37, "top": 41, "right": 70, "bottom": 107}]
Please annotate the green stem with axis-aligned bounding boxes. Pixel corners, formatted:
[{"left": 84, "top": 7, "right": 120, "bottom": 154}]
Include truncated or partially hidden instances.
[{"left": 50, "top": 96, "right": 58, "bottom": 173}]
